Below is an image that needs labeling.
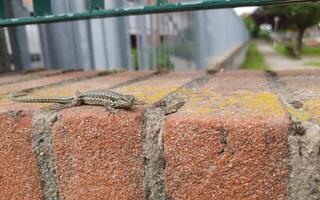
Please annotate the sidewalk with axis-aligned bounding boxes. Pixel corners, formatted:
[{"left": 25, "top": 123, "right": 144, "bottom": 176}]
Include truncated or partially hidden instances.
[{"left": 256, "top": 42, "right": 318, "bottom": 70}]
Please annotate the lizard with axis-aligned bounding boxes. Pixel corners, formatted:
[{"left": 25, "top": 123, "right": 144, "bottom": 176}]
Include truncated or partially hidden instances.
[{"left": 10, "top": 90, "right": 144, "bottom": 112}]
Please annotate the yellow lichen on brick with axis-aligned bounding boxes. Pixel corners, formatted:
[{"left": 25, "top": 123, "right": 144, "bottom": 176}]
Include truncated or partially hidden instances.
[
  {"left": 31, "top": 86, "right": 75, "bottom": 97},
  {"left": 217, "top": 92, "right": 285, "bottom": 116},
  {"left": 181, "top": 88, "right": 217, "bottom": 115},
  {"left": 0, "top": 95, "right": 14, "bottom": 105},
  {"left": 287, "top": 100, "right": 320, "bottom": 123},
  {"left": 182, "top": 90, "right": 286, "bottom": 117},
  {"left": 115, "top": 85, "right": 180, "bottom": 104}
]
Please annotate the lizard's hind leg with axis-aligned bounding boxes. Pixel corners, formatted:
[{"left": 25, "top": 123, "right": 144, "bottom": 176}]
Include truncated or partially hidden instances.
[
  {"left": 43, "top": 96, "right": 81, "bottom": 111},
  {"left": 43, "top": 103, "right": 72, "bottom": 111}
]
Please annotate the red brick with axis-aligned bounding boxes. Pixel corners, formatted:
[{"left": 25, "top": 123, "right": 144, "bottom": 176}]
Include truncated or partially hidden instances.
[
  {"left": 0, "top": 112, "right": 43, "bottom": 200},
  {"left": 164, "top": 116, "right": 289, "bottom": 200},
  {"left": 47, "top": 72, "right": 201, "bottom": 199},
  {"left": 0, "top": 70, "right": 61, "bottom": 85},
  {"left": 164, "top": 70, "right": 289, "bottom": 199},
  {"left": 0, "top": 70, "right": 294, "bottom": 199},
  {"left": 52, "top": 107, "right": 145, "bottom": 199},
  {"left": 31, "top": 71, "right": 154, "bottom": 97},
  {"left": 115, "top": 71, "right": 203, "bottom": 104},
  {"left": 0, "top": 71, "right": 98, "bottom": 95},
  {"left": 276, "top": 69, "right": 320, "bottom": 122},
  {"left": 0, "top": 71, "right": 154, "bottom": 112}
]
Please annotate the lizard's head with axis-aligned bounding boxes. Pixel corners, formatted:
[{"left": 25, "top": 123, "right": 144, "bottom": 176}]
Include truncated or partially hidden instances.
[
  {"left": 117, "top": 95, "right": 145, "bottom": 109},
  {"left": 116, "top": 95, "right": 136, "bottom": 109}
]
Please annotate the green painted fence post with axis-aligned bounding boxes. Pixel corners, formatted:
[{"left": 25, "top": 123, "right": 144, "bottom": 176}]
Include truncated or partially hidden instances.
[
  {"left": 33, "top": 0, "right": 52, "bottom": 16},
  {"left": 0, "top": 0, "right": 5, "bottom": 19},
  {"left": 88, "top": 0, "right": 105, "bottom": 11},
  {"left": 157, "top": 0, "right": 168, "bottom": 5}
]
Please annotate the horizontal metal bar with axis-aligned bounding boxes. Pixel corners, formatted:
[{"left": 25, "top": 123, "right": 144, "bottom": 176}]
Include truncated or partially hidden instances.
[{"left": 0, "top": 0, "right": 318, "bottom": 27}]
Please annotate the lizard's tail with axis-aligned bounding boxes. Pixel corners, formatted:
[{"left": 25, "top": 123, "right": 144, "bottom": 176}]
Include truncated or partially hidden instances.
[{"left": 11, "top": 96, "right": 74, "bottom": 104}]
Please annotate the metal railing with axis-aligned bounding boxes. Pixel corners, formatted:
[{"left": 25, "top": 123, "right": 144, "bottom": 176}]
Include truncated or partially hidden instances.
[{"left": 0, "top": 0, "right": 318, "bottom": 27}]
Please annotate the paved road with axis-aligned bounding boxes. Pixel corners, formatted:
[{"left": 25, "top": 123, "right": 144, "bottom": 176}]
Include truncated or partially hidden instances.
[{"left": 256, "top": 42, "right": 319, "bottom": 70}]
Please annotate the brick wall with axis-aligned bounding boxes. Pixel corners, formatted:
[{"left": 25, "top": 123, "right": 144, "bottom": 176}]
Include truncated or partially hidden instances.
[{"left": 0, "top": 69, "right": 319, "bottom": 199}]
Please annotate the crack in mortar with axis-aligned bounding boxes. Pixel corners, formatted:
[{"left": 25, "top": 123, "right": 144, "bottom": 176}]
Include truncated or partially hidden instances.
[
  {"left": 0, "top": 73, "right": 58, "bottom": 87},
  {"left": 108, "top": 71, "right": 164, "bottom": 90},
  {"left": 0, "top": 69, "right": 85, "bottom": 90},
  {"left": 32, "top": 111, "right": 60, "bottom": 200},
  {"left": 5, "top": 70, "right": 132, "bottom": 99},
  {"left": 218, "top": 127, "right": 228, "bottom": 155},
  {"left": 266, "top": 70, "right": 320, "bottom": 200},
  {"left": 141, "top": 74, "right": 212, "bottom": 200},
  {"left": 6, "top": 76, "right": 97, "bottom": 100},
  {"left": 0, "top": 68, "right": 85, "bottom": 87}
]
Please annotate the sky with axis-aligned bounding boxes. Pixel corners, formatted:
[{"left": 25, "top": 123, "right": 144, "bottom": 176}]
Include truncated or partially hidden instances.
[{"left": 234, "top": 6, "right": 258, "bottom": 15}]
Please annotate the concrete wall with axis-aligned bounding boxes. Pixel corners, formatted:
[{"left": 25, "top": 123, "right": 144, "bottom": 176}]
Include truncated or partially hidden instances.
[{"left": 194, "top": 9, "right": 249, "bottom": 69}]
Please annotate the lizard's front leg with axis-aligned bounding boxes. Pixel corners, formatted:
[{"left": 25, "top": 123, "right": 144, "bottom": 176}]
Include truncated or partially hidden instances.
[
  {"left": 105, "top": 106, "right": 117, "bottom": 115},
  {"left": 104, "top": 100, "right": 117, "bottom": 115}
]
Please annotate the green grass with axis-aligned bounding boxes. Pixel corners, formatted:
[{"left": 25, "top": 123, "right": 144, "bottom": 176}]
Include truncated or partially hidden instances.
[
  {"left": 275, "top": 43, "right": 320, "bottom": 56},
  {"left": 131, "top": 47, "right": 174, "bottom": 70},
  {"left": 274, "top": 44, "right": 288, "bottom": 56},
  {"left": 241, "top": 43, "right": 268, "bottom": 70},
  {"left": 302, "top": 47, "right": 320, "bottom": 55},
  {"left": 304, "top": 62, "right": 320, "bottom": 67},
  {"left": 274, "top": 43, "right": 298, "bottom": 59},
  {"left": 131, "top": 49, "right": 139, "bottom": 70}
]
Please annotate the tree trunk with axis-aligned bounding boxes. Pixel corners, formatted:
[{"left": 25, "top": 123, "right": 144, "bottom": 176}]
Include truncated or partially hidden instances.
[
  {"left": 0, "top": 28, "right": 10, "bottom": 73},
  {"left": 296, "top": 28, "right": 305, "bottom": 53}
]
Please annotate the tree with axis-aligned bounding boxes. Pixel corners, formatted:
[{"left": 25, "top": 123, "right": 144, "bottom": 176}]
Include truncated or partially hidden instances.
[
  {"left": 242, "top": 14, "right": 260, "bottom": 38},
  {"left": 264, "top": 3, "right": 320, "bottom": 52}
]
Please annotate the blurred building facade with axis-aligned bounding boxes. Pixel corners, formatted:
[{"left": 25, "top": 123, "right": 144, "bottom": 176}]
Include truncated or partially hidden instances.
[{"left": 6, "top": 0, "right": 249, "bottom": 71}]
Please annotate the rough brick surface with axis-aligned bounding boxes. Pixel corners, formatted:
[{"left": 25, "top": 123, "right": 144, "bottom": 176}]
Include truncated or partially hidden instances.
[
  {"left": 0, "top": 112, "right": 43, "bottom": 200},
  {"left": 0, "top": 71, "right": 153, "bottom": 111},
  {"left": 276, "top": 70, "right": 320, "bottom": 122},
  {"left": 0, "top": 70, "right": 98, "bottom": 95},
  {"left": 275, "top": 70, "right": 320, "bottom": 200},
  {"left": 48, "top": 72, "right": 197, "bottom": 199},
  {"left": 164, "top": 117, "right": 289, "bottom": 200},
  {"left": 52, "top": 107, "right": 145, "bottom": 199},
  {"left": 115, "top": 71, "right": 202, "bottom": 103},
  {"left": 0, "top": 70, "right": 61, "bottom": 85},
  {"left": 31, "top": 71, "right": 154, "bottom": 97},
  {"left": 1, "top": 69, "right": 320, "bottom": 200},
  {"left": 164, "top": 70, "right": 289, "bottom": 199}
]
